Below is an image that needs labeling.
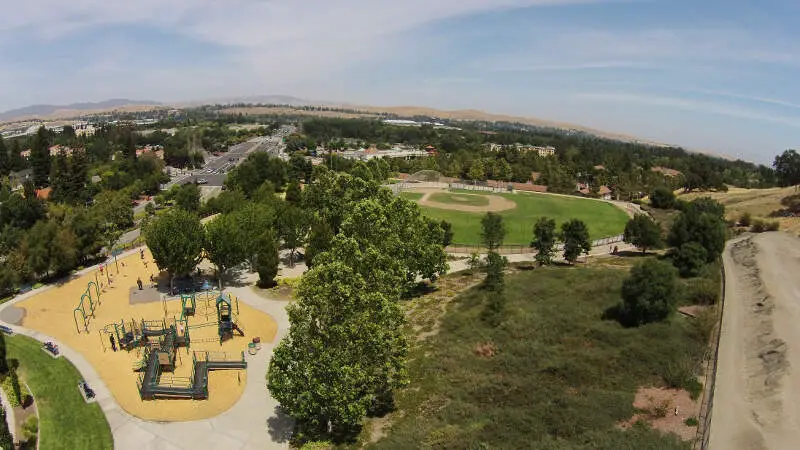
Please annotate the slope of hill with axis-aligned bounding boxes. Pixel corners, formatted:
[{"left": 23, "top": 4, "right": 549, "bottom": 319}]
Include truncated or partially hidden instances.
[{"left": 0, "top": 99, "right": 161, "bottom": 122}]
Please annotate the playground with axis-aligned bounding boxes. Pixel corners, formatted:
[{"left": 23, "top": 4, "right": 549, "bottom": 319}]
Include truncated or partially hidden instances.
[{"left": 8, "top": 248, "right": 278, "bottom": 421}]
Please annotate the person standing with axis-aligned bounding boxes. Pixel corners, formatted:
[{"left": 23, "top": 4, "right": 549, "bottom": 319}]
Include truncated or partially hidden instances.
[{"left": 109, "top": 334, "right": 117, "bottom": 352}]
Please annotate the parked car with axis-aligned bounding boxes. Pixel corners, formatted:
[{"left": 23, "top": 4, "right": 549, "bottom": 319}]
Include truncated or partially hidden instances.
[{"left": 197, "top": 178, "right": 208, "bottom": 185}]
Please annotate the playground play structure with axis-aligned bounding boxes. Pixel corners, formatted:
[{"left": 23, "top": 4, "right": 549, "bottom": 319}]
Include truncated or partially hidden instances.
[
  {"left": 74, "top": 281, "right": 101, "bottom": 333},
  {"left": 100, "top": 291, "right": 247, "bottom": 400}
]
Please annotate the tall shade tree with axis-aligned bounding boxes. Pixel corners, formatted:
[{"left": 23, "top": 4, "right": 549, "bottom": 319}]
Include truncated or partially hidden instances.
[
  {"left": 175, "top": 183, "right": 201, "bottom": 212},
  {"left": 623, "top": 214, "right": 663, "bottom": 255},
  {"left": 278, "top": 205, "right": 309, "bottom": 267},
  {"left": 30, "top": 126, "right": 51, "bottom": 187},
  {"left": 268, "top": 260, "right": 407, "bottom": 437},
  {"left": 228, "top": 201, "right": 276, "bottom": 268},
  {"left": 254, "top": 229, "right": 280, "bottom": 288},
  {"left": 560, "top": 219, "right": 591, "bottom": 264},
  {"left": 204, "top": 214, "right": 247, "bottom": 289},
  {"left": 481, "top": 212, "right": 506, "bottom": 251},
  {"left": 773, "top": 149, "right": 800, "bottom": 187},
  {"left": 619, "top": 259, "right": 678, "bottom": 326},
  {"left": 482, "top": 251, "right": 508, "bottom": 326},
  {"left": 144, "top": 209, "right": 204, "bottom": 293},
  {"left": 531, "top": 217, "right": 557, "bottom": 265},
  {"left": 284, "top": 180, "right": 302, "bottom": 204},
  {"left": 304, "top": 220, "right": 334, "bottom": 269},
  {"left": 668, "top": 208, "right": 726, "bottom": 262},
  {"left": 0, "top": 136, "right": 9, "bottom": 177}
]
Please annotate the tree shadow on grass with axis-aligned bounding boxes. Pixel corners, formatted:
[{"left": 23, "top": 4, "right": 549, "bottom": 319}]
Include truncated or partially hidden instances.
[{"left": 601, "top": 303, "right": 639, "bottom": 328}]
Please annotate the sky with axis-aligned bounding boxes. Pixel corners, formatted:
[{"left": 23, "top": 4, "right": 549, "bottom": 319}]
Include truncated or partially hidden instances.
[{"left": 1, "top": 0, "right": 799, "bottom": 164}]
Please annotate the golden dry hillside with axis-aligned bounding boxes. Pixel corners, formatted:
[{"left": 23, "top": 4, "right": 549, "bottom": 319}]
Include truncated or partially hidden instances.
[{"left": 678, "top": 186, "right": 800, "bottom": 234}]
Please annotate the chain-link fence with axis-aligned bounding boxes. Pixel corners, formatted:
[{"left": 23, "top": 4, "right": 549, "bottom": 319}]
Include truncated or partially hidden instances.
[
  {"left": 446, "top": 235, "right": 624, "bottom": 255},
  {"left": 693, "top": 264, "right": 726, "bottom": 449}
]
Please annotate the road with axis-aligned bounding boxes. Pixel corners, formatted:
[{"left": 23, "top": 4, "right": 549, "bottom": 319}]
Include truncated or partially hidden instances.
[{"left": 710, "top": 232, "right": 800, "bottom": 450}]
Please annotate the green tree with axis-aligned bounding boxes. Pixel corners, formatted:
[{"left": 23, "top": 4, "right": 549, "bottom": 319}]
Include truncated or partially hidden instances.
[
  {"left": 267, "top": 261, "right": 407, "bottom": 438},
  {"left": 561, "top": 219, "right": 591, "bottom": 264},
  {"left": 650, "top": 186, "right": 676, "bottom": 209},
  {"left": 30, "top": 126, "right": 51, "bottom": 186},
  {"left": 531, "top": 217, "right": 557, "bottom": 265},
  {"left": 468, "top": 159, "right": 485, "bottom": 181},
  {"left": 175, "top": 183, "right": 201, "bottom": 212},
  {"left": 0, "top": 332, "right": 7, "bottom": 374},
  {"left": 668, "top": 242, "right": 708, "bottom": 278},
  {"left": 205, "top": 214, "right": 247, "bottom": 289},
  {"left": 668, "top": 208, "right": 726, "bottom": 262},
  {"left": 482, "top": 251, "right": 507, "bottom": 326},
  {"left": 285, "top": 180, "right": 302, "bottom": 205},
  {"left": 305, "top": 220, "right": 334, "bottom": 269},
  {"left": 773, "top": 149, "right": 800, "bottom": 187},
  {"left": 351, "top": 161, "right": 374, "bottom": 182},
  {"left": 254, "top": 229, "right": 280, "bottom": 288},
  {"left": 440, "top": 220, "right": 454, "bottom": 247},
  {"left": 0, "top": 405, "right": 13, "bottom": 450},
  {"left": 144, "top": 209, "right": 204, "bottom": 293},
  {"left": 481, "top": 212, "right": 505, "bottom": 251},
  {"left": 619, "top": 259, "right": 678, "bottom": 326},
  {"left": 229, "top": 202, "right": 275, "bottom": 269},
  {"left": 50, "top": 150, "right": 70, "bottom": 202},
  {"left": 0, "top": 136, "right": 9, "bottom": 177},
  {"left": 279, "top": 205, "right": 309, "bottom": 267},
  {"left": 623, "top": 214, "right": 663, "bottom": 255}
]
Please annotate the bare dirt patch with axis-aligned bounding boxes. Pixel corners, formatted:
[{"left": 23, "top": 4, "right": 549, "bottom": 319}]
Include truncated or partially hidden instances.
[
  {"left": 406, "top": 188, "right": 517, "bottom": 212},
  {"left": 618, "top": 387, "right": 699, "bottom": 441}
]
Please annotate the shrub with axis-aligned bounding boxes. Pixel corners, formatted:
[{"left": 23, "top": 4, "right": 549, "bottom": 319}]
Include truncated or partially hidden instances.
[
  {"left": 1, "top": 370, "right": 21, "bottom": 407},
  {"left": 685, "top": 278, "right": 719, "bottom": 305},
  {"left": 299, "top": 441, "right": 332, "bottom": 450},
  {"left": 738, "top": 212, "right": 752, "bottom": 227},
  {"left": 650, "top": 187, "right": 676, "bottom": 209},
  {"left": 467, "top": 252, "right": 482, "bottom": 273},
  {"left": 766, "top": 221, "right": 780, "bottom": 231},
  {"left": 661, "top": 359, "right": 694, "bottom": 390},
  {"left": 22, "top": 414, "right": 38, "bottom": 443},
  {"left": 750, "top": 220, "right": 766, "bottom": 233},
  {"left": 619, "top": 260, "right": 678, "bottom": 326},
  {"left": 684, "top": 377, "right": 703, "bottom": 400},
  {"left": 669, "top": 242, "right": 708, "bottom": 278},
  {"left": 685, "top": 416, "right": 699, "bottom": 427}
]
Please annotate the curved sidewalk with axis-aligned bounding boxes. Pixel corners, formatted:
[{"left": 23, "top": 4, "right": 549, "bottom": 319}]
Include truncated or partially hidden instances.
[{"left": 0, "top": 265, "right": 292, "bottom": 450}]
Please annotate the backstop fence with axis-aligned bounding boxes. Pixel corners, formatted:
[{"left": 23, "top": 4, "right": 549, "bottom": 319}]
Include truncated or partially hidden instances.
[{"left": 445, "top": 234, "right": 624, "bottom": 255}]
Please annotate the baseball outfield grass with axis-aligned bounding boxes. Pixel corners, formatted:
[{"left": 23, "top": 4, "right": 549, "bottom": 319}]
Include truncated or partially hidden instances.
[{"left": 401, "top": 190, "right": 629, "bottom": 245}]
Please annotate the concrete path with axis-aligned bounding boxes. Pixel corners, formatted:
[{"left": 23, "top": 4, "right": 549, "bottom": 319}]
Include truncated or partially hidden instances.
[{"left": 0, "top": 258, "right": 292, "bottom": 450}]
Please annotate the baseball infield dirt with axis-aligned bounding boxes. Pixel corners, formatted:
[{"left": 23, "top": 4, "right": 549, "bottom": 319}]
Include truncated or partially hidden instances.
[
  {"left": 710, "top": 232, "right": 800, "bottom": 449},
  {"left": 409, "top": 188, "right": 517, "bottom": 212}
]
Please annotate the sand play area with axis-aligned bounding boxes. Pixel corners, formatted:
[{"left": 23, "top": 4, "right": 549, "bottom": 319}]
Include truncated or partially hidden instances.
[
  {"left": 710, "top": 232, "right": 800, "bottom": 449},
  {"left": 10, "top": 248, "right": 278, "bottom": 422},
  {"left": 408, "top": 188, "right": 517, "bottom": 212}
]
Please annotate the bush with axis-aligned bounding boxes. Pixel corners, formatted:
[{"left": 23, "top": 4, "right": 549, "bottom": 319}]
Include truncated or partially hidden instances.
[
  {"left": 661, "top": 358, "right": 694, "bottom": 390},
  {"left": 22, "top": 414, "right": 38, "bottom": 443},
  {"left": 2, "top": 370, "right": 21, "bottom": 407},
  {"left": 685, "top": 278, "right": 719, "bottom": 305},
  {"left": 738, "top": 212, "right": 752, "bottom": 227},
  {"left": 669, "top": 242, "right": 708, "bottom": 278},
  {"left": 684, "top": 377, "right": 703, "bottom": 400},
  {"left": 650, "top": 187, "right": 676, "bottom": 209},
  {"left": 619, "top": 259, "right": 678, "bottom": 326},
  {"left": 685, "top": 416, "right": 699, "bottom": 427},
  {"left": 766, "top": 221, "right": 780, "bottom": 231},
  {"left": 750, "top": 219, "right": 765, "bottom": 233}
]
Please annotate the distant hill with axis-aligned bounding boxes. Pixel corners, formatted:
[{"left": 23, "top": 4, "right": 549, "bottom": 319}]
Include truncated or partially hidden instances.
[
  {"left": 0, "top": 99, "right": 161, "bottom": 122},
  {"left": 180, "top": 95, "right": 318, "bottom": 107}
]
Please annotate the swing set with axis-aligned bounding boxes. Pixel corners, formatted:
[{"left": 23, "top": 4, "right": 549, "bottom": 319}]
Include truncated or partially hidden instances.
[{"left": 74, "top": 281, "right": 101, "bottom": 334}]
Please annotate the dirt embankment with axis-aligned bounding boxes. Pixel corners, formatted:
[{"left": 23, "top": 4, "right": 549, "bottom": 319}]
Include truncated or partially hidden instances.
[{"left": 710, "top": 232, "right": 800, "bottom": 449}]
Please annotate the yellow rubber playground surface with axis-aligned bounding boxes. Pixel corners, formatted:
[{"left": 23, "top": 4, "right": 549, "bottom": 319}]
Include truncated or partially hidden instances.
[{"left": 14, "top": 248, "right": 278, "bottom": 422}]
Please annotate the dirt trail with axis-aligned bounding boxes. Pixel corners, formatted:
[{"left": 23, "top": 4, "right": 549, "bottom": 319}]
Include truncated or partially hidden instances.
[{"left": 710, "top": 232, "right": 800, "bottom": 449}]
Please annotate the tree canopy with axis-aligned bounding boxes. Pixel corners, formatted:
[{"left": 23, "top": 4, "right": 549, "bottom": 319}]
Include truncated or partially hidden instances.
[
  {"left": 619, "top": 259, "right": 678, "bottom": 326},
  {"left": 773, "top": 149, "right": 800, "bottom": 187},
  {"left": 623, "top": 214, "right": 663, "bottom": 255},
  {"left": 531, "top": 217, "right": 557, "bottom": 265},
  {"left": 561, "top": 219, "right": 591, "bottom": 264},
  {"left": 481, "top": 212, "right": 506, "bottom": 251},
  {"left": 144, "top": 209, "right": 204, "bottom": 290}
]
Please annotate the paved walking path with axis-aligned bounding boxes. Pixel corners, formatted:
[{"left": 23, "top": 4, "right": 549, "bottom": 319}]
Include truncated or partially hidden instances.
[{"left": 0, "top": 265, "right": 292, "bottom": 450}]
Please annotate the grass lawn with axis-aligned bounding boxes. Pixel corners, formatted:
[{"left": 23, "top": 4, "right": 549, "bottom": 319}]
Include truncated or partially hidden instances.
[
  {"left": 428, "top": 192, "right": 490, "bottom": 207},
  {"left": 372, "top": 263, "right": 709, "bottom": 449},
  {"left": 6, "top": 335, "right": 113, "bottom": 450},
  {"left": 409, "top": 190, "right": 629, "bottom": 245},
  {"left": 399, "top": 192, "right": 423, "bottom": 202}
]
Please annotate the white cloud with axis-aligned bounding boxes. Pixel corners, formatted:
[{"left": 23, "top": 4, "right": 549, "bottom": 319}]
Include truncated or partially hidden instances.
[{"left": 573, "top": 91, "right": 800, "bottom": 128}]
